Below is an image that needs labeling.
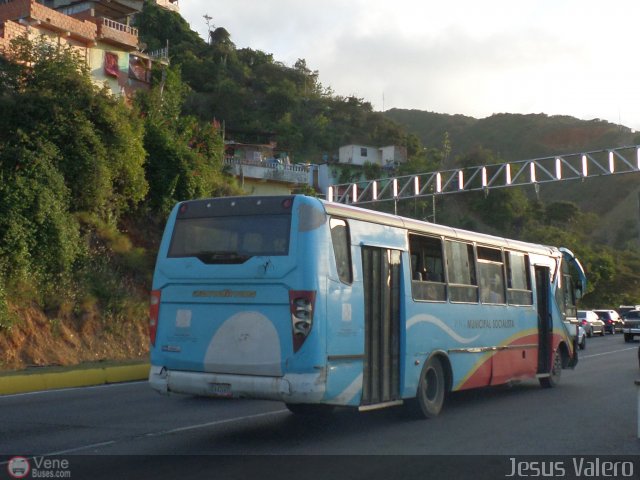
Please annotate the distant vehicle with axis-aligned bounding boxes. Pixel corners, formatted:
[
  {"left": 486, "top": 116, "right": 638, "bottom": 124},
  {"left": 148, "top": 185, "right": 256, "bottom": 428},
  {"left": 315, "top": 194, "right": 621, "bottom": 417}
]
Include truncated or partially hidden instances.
[
  {"left": 622, "top": 310, "right": 640, "bottom": 343},
  {"left": 577, "top": 310, "right": 605, "bottom": 337},
  {"left": 577, "top": 325, "right": 586, "bottom": 350},
  {"left": 593, "top": 309, "right": 622, "bottom": 334},
  {"left": 618, "top": 305, "right": 640, "bottom": 317}
]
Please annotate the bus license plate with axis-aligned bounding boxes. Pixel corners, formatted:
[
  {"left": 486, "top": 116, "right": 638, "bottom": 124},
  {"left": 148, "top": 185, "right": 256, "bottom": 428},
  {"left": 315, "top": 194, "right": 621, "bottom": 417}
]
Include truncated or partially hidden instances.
[{"left": 210, "top": 383, "right": 232, "bottom": 397}]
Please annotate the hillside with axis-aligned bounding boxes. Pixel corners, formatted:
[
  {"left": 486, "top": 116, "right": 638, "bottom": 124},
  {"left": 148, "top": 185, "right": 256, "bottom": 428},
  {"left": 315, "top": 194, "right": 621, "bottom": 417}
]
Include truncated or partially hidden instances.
[
  {"left": 383, "top": 109, "right": 639, "bottom": 161},
  {"left": 383, "top": 109, "right": 640, "bottom": 248}
]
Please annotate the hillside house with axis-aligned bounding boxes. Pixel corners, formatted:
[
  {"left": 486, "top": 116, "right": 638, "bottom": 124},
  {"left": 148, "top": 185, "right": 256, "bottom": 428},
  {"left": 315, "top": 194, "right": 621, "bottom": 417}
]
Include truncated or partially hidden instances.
[
  {"left": 338, "top": 144, "right": 407, "bottom": 167},
  {"left": 224, "top": 140, "right": 311, "bottom": 196},
  {"left": 0, "top": 0, "right": 170, "bottom": 98}
]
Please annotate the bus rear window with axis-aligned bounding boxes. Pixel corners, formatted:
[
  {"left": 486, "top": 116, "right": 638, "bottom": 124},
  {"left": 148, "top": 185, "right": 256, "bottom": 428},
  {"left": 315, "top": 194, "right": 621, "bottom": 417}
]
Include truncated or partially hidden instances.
[{"left": 168, "top": 214, "right": 291, "bottom": 264}]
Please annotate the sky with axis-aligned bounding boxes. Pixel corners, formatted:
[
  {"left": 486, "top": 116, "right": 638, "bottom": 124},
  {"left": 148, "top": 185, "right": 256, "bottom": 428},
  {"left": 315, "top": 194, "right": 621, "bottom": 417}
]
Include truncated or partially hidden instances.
[{"left": 178, "top": 1, "right": 640, "bottom": 132}]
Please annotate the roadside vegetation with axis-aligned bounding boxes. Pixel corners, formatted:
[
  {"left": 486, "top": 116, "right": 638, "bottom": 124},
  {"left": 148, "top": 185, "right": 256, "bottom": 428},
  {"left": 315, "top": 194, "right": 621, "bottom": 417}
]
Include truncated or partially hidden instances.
[{"left": 0, "top": 33, "right": 239, "bottom": 367}]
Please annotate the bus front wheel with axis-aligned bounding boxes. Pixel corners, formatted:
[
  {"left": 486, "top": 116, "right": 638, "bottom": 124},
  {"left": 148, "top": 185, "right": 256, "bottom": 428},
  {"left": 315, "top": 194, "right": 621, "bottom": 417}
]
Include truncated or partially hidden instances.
[{"left": 408, "top": 356, "right": 446, "bottom": 419}]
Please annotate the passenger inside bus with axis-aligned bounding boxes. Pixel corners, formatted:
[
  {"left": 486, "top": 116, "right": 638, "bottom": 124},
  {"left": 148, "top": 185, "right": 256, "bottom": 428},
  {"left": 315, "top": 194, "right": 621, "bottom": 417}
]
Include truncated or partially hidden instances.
[{"left": 480, "top": 271, "right": 505, "bottom": 304}]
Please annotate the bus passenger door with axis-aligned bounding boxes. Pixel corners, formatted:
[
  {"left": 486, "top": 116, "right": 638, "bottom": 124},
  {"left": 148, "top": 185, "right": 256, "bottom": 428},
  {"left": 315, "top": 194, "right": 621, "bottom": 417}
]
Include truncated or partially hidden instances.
[
  {"left": 361, "top": 247, "right": 401, "bottom": 407},
  {"left": 535, "top": 266, "right": 551, "bottom": 374}
]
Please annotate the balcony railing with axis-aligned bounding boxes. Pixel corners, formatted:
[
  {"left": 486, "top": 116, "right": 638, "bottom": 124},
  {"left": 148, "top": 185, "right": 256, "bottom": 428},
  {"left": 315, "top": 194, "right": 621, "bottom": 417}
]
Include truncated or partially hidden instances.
[
  {"left": 97, "top": 17, "right": 138, "bottom": 49},
  {"left": 101, "top": 17, "right": 138, "bottom": 36},
  {"left": 224, "top": 158, "right": 310, "bottom": 185},
  {"left": 148, "top": 46, "right": 169, "bottom": 61}
]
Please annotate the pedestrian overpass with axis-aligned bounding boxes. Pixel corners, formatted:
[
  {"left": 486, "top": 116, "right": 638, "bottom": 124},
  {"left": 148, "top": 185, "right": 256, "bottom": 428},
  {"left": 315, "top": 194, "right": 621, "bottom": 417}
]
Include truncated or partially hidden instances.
[{"left": 327, "top": 145, "right": 640, "bottom": 206}]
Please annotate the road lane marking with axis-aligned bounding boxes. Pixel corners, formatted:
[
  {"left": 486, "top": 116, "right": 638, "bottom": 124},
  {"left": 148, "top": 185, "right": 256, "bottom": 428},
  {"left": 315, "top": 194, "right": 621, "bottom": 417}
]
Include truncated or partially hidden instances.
[
  {"left": 3, "top": 409, "right": 290, "bottom": 458},
  {"left": 144, "top": 409, "right": 289, "bottom": 437},
  {"left": 0, "top": 441, "right": 118, "bottom": 465},
  {"left": 580, "top": 346, "right": 638, "bottom": 359},
  {"left": 44, "top": 440, "right": 118, "bottom": 455}
]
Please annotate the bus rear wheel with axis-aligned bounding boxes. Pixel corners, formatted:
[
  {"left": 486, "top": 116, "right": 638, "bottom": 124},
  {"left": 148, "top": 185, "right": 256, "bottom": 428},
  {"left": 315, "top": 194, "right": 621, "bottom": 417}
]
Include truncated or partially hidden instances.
[
  {"left": 408, "top": 356, "right": 446, "bottom": 418},
  {"left": 539, "top": 349, "right": 562, "bottom": 388}
]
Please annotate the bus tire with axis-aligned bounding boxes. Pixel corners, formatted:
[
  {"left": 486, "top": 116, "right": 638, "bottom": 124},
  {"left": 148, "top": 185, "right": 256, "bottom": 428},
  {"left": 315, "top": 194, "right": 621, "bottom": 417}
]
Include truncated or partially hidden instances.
[
  {"left": 285, "top": 403, "right": 334, "bottom": 416},
  {"left": 539, "top": 349, "right": 562, "bottom": 388},
  {"left": 409, "top": 356, "right": 446, "bottom": 418}
]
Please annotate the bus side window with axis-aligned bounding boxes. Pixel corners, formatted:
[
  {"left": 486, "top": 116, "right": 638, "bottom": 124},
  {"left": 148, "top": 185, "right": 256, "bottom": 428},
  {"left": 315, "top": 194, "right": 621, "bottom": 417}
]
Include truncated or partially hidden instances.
[
  {"left": 409, "top": 234, "right": 446, "bottom": 301},
  {"left": 444, "top": 240, "right": 478, "bottom": 303},
  {"left": 477, "top": 246, "right": 506, "bottom": 304},
  {"left": 560, "top": 260, "right": 577, "bottom": 318},
  {"left": 563, "top": 274, "right": 576, "bottom": 317},
  {"left": 554, "top": 261, "right": 577, "bottom": 319},
  {"left": 330, "top": 218, "right": 353, "bottom": 284},
  {"left": 505, "top": 251, "right": 533, "bottom": 305}
]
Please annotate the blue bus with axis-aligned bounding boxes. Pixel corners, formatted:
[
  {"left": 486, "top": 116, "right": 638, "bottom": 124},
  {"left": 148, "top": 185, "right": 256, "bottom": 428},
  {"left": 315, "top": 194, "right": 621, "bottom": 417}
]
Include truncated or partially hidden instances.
[{"left": 149, "top": 195, "right": 585, "bottom": 417}]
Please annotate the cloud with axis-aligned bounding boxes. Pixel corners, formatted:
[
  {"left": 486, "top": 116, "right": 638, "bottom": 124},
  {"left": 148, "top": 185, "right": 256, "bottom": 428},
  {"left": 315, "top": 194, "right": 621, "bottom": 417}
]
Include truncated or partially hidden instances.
[{"left": 179, "top": 0, "right": 640, "bottom": 130}]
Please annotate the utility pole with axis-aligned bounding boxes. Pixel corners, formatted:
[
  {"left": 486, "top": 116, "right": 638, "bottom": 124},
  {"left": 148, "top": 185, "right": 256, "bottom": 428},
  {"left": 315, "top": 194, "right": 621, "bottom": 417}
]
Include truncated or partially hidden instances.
[
  {"left": 203, "top": 14, "right": 214, "bottom": 44},
  {"left": 432, "top": 195, "right": 436, "bottom": 223}
]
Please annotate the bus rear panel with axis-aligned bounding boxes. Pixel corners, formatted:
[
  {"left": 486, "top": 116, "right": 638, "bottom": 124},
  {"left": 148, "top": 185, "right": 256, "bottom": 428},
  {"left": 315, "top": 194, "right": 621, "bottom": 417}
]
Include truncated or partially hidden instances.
[{"left": 149, "top": 195, "right": 330, "bottom": 403}]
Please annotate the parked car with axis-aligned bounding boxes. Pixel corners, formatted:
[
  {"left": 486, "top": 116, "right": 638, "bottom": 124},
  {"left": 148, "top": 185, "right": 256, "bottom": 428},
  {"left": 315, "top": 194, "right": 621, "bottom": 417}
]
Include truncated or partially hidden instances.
[
  {"left": 577, "top": 310, "right": 605, "bottom": 337},
  {"left": 594, "top": 309, "right": 623, "bottom": 334},
  {"left": 622, "top": 310, "right": 640, "bottom": 343}
]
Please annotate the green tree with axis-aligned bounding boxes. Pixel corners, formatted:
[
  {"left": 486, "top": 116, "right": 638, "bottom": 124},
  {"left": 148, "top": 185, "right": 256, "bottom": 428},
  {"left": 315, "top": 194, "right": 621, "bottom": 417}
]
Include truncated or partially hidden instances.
[
  {"left": 0, "top": 35, "right": 148, "bottom": 323},
  {"left": 136, "top": 66, "right": 240, "bottom": 213},
  {"left": 0, "top": 35, "right": 147, "bottom": 223}
]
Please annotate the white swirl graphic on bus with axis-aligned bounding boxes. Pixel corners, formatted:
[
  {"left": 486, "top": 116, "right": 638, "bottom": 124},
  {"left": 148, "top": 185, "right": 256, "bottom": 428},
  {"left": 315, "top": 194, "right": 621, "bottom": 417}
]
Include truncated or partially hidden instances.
[
  {"left": 406, "top": 314, "right": 480, "bottom": 344},
  {"left": 332, "top": 373, "right": 363, "bottom": 405}
]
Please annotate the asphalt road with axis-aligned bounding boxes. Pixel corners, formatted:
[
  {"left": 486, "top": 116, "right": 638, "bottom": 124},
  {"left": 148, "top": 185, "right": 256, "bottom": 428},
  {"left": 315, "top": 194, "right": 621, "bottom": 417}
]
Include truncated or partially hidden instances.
[{"left": 1, "top": 335, "right": 638, "bottom": 479}]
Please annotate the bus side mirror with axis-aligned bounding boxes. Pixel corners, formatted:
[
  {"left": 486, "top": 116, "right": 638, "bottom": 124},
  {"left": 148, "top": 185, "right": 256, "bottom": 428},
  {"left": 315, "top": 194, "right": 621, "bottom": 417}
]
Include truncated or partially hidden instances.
[{"left": 574, "top": 285, "right": 583, "bottom": 300}]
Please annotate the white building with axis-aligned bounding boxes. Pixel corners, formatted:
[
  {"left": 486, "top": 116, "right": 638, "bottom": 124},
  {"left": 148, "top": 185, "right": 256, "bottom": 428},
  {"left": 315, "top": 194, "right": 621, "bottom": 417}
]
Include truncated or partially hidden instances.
[
  {"left": 379, "top": 145, "right": 408, "bottom": 167},
  {"left": 338, "top": 144, "right": 407, "bottom": 167}
]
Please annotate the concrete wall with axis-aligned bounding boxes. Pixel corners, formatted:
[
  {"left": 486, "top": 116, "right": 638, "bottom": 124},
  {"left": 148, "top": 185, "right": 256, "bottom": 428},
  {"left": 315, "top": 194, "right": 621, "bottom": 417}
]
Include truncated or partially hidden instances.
[
  {"left": 338, "top": 144, "right": 382, "bottom": 166},
  {"left": 380, "top": 145, "right": 408, "bottom": 166},
  {"left": 240, "top": 178, "right": 293, "bottom": 196}
]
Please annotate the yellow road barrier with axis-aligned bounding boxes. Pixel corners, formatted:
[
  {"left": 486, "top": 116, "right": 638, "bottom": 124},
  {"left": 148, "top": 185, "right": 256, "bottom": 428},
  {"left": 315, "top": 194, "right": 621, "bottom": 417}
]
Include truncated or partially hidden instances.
[{"left": 0, "top": 363, "right": 150, "bottom": 395}]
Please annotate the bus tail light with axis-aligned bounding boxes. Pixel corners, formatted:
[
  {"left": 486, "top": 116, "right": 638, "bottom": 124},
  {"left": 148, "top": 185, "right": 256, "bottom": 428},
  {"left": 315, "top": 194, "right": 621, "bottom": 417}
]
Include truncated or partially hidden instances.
[
  {"left": 289, "top": 290, "right": 316, "bottom": 353},
  {"left": 149, "top": 290, "right": 161, "bottom": 346}
]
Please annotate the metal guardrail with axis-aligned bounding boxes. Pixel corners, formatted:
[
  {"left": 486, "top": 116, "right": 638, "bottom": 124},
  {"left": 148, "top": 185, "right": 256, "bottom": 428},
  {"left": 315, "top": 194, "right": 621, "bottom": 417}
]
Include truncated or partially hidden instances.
[
  {"left": 328, "top": 145, "right": 640, "bottom": 204},
  {"left": 148, "top": 46, "right": 169, "bottom": 61}
]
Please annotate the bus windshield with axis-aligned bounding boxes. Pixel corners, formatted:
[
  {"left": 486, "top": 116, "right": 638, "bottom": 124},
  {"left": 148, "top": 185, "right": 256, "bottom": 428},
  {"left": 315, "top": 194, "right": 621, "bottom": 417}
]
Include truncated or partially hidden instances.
[{"left": 168, "top": 214, "right": 292, "bottom": 263}]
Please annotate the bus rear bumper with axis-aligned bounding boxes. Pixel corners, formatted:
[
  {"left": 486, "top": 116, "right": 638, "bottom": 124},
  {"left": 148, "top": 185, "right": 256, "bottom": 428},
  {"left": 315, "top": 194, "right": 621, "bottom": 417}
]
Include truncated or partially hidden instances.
[{"left": 149, "top": 365, "right": 326, "bottom": 403}]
